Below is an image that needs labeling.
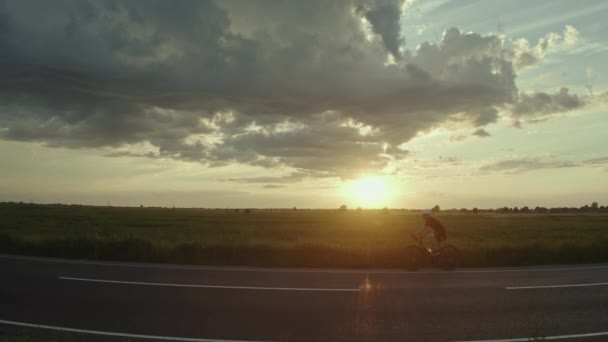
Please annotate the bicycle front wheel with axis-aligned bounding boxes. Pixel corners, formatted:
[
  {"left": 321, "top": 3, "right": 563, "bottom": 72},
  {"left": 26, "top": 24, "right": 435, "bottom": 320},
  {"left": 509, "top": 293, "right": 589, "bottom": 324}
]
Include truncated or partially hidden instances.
[
  {"left": 403, "top": 245, "right": 427, "bottom": 271},
  {"left": 437, "top": 245, "right": 462, "bottom": 270}
]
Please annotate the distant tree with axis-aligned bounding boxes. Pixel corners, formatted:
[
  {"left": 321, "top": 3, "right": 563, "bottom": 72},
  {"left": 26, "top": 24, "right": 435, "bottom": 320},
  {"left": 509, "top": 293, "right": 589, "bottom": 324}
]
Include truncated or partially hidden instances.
[
  {"left": 356, "top": 207, "right": 363, "bottom": 214},
  {"left": 520, "top": 206, "right": 530, "bottom": 213},
  {"left": 592, "top": 202, "right": 599, "bottom": 210},
  {"left": 432, "top": 205, "right": 440, "bottom": 213},
  {"left": 513, "top": 207, "right": 520, "bottom": 213},
  {"left": 244, "top": 208, "right": 251, "bottom": 214},
  {"left": 234, "top": 209, "right": 240, "bottom": 213},
  {"left": 381, "top": 207, "right": 390, "bottom": 215},
  {"left": 460, "top": 208, "right": 468, "bottom": 214},
  {"left": 472, "top": 207, "right": 479, "bottom": 214},
  {"left": 292, "top": 206, "right": 297, "bottom": 211},
  {"left": 140, "top": 205, "right": 143, "bottom": 208},
  {"left": 339, "top": 204, "right": 348, "bottom": 212}
]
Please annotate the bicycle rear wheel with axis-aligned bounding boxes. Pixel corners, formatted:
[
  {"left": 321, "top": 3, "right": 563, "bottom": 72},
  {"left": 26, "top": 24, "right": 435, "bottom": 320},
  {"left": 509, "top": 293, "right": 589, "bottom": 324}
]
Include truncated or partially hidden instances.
[
  {"left": 437, "top": 245, "right": 462, "bottom": 270},
  {"left": 403, "top": 245, "right": 427, "bottom": 271}
]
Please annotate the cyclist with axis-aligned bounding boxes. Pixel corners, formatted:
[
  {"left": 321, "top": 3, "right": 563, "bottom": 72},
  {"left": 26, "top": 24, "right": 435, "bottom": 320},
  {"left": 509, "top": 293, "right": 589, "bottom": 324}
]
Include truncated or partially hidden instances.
[{"left": 413, "top": 209, "right": 447, "bottom": 254}]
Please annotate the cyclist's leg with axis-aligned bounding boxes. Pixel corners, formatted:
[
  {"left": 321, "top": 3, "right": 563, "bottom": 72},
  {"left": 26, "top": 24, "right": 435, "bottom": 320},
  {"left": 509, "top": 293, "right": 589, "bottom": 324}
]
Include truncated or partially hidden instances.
[
  {"left": 431, "top": 234, "right": 440, "bottom": 253},
  {"left": 418, "top": 227, "right": 435, "bottom": 252},
  {"left": 435, "top": 229, "right": 446, "bottom": 249}
]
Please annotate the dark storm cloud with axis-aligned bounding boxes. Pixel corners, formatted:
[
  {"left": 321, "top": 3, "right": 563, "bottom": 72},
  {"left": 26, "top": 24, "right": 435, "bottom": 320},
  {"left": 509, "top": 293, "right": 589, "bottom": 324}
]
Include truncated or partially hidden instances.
[{"left": 0, "top": 0, "right": 588, "bottom": 179}]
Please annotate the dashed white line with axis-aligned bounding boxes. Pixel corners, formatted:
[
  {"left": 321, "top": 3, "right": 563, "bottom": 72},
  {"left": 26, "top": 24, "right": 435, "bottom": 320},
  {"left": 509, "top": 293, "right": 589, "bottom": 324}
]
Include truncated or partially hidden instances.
[
  {"left": 506, "top": 282, "right": 608, "bottom": 290},
  {"left": 3, "top": 254, "right": 608, "bottom": 274},
  {"left": 0, "top": 319, "right": 269, "bottom": 341},
  {"left": 59, "top": 276, "right": 361, "bottom": 292},
  {"left": 454, "top": 330, "right": 608, "bottom": 341}
]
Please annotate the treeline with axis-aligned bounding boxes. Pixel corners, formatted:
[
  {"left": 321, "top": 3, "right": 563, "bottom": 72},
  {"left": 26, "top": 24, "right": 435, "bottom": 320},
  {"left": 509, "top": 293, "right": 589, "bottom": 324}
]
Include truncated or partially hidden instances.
[
  {"left": 1, "top": 201, "right": 607, "bottom": 214},
  {"left": 445, "top": 202, "right": 608, "bottom": 214}
]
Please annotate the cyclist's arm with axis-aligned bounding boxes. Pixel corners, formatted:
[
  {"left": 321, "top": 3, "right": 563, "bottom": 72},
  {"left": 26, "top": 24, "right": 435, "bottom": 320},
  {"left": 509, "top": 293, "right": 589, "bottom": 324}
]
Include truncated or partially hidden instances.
[{"left": 415, "top": 224, "right": 429, "bottom": 236}]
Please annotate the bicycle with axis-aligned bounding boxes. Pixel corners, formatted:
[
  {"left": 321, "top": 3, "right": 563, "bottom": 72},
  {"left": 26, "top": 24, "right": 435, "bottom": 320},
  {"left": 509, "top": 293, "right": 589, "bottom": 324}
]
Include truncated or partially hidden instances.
[{"left": 403, "top": 234, "right": 462, "bottom": 271}]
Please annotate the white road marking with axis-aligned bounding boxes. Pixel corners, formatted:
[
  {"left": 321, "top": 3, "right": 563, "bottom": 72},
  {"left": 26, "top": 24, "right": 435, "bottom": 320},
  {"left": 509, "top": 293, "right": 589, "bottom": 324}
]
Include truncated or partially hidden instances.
[
  {"left": 3, "top": 254, "right": 608, "bottom": 274},
  {"left": 0, "top": 319, "right": 269, "bottom": 341},
  {"left": 506, "top": 282, "right": 608, "bottom": 290},
  {"left": 454, "top": 330, "right": 608, "bottom": 341},
  {"left": 59, "top": 276, "right": 361, "bottom": 292},
  {"left": 1, "top": 319, "right": 607, "bottom": 342}
]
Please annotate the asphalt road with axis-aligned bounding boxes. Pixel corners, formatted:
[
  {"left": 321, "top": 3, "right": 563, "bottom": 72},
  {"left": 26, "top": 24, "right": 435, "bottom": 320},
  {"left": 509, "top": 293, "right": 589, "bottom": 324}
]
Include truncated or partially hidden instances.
[{"left": 2, "top": 254, "right": 608, "bottom": 341}]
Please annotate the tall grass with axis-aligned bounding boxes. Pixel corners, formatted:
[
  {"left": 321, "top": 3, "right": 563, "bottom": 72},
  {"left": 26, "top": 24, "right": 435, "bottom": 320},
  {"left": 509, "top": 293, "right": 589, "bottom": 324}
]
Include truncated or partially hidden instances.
[{"left": 1, "top": 203, "right": 608, "bottom": 268}]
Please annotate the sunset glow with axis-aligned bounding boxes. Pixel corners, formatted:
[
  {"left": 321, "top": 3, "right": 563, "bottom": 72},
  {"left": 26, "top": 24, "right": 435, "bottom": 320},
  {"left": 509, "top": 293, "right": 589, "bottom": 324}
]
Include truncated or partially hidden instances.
[
  {"left": 0, "top": 0, "right": 607, "bottom": 208},
  {"left": 346, "top": 176, "right": 393, "bottom": 208}
]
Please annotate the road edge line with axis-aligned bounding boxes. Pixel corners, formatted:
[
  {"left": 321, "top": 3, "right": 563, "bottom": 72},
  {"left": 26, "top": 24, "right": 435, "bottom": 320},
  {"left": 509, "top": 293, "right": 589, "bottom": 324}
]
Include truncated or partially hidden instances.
[
  {"left": 453, "top": 330, "right": 608, "bottom": 341},
  {"left": 0, "top": 318, "right": 270, "bottom": 342},
  {"left": 59, "top": 276, "right": 361, "bottom": 292},
  {"left": 506, "top": 282, "right": 608, "bottom": 290}
]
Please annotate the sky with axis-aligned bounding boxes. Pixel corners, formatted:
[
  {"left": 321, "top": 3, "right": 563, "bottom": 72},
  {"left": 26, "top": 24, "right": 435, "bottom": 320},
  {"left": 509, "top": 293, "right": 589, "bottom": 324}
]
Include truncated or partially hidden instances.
[{"left": 0, "top": 0, "right": 607, "bottom": 209}]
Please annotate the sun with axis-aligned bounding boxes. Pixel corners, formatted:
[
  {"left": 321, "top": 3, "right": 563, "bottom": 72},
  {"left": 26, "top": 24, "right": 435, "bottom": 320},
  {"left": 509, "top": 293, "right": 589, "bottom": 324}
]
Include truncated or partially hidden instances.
[{"left": 346, "top": 176, "right": 393, "bottom": 208}]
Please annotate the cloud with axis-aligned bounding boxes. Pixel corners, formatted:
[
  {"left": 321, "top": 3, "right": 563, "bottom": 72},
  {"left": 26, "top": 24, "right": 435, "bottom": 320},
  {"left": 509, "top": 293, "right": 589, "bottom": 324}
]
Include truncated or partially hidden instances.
[
  {"left": 512, "top": 25, "right": 580, "bottom": 70},
  {"left": 472, "top": 128, "right": 491, "bottom": 137},
  {"left": 472, "top": 107, "right": 499, "bottom": 127},
  {"left": 480, "top": 155, "right": 608, "bottom": 175},
  {"left": 410, "top": 156, "right": 461, "bottom": 169},
  {"left": 510, "top": 87, "right": 584, "bottom": 120},
  {"left": 563, "top": 25, "right": 580, "bottom": 45},
  {"left": 262, "top": 184, "right": 285, "bottom": 189},
  {"left": 598, "top": 90, "right": 608, "bottom": 103},
  {"left": 449, "top": 135, "right": 467, "bottom": 142},
  {"left": 225, "top": 171, "right": 329, "bottom": 184},
  {"left": 357, "top": 0, "right": 406, "bottom": 60},
  {"left": 479, "top": 157, "right": 578, "bottom": 174},
  {"left": 0, "top": 1, "right": 588, "bottom": 178},
  {"left": 450, "top": 128, "right": 491, "bottom": 142},
  {"left": 584, "top": 157, "right": 608, "bottom": 165}
]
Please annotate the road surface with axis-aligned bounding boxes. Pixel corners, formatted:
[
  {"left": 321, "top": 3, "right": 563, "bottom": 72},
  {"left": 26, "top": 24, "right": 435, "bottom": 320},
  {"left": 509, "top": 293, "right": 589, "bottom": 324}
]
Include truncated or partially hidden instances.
[{"left": 2, "top": 254, "right": 608, "bottom": 341}]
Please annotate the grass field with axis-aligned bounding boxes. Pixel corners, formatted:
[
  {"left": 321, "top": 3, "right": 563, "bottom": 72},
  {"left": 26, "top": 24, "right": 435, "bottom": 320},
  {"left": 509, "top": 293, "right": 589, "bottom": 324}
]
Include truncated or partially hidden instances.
[{"left": 1, "top": 203, "right": 608, "bottom": 268}]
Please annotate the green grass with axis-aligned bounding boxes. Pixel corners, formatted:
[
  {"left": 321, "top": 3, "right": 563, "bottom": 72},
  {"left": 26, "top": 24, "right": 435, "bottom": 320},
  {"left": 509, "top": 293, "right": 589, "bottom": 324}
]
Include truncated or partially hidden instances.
[{"left": 1, "top": 203, "right": 608, "bottom": 268}]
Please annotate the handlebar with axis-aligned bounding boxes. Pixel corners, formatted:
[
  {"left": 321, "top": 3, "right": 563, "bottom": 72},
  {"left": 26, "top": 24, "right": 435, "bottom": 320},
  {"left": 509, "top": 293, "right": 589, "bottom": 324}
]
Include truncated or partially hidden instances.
[{"left": 411, "top": 233, "right": 433, "bottom": 245}]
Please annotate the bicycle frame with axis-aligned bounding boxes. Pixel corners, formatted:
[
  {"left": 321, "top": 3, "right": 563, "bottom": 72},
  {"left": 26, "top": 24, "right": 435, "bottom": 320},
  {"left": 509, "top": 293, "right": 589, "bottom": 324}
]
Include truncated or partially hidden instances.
[
  {"left": 412, "top": 235, "right": 439, "bottom": 254},
  {"left": 406, "top": 234, "right": 461, "bottom": 270}
]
